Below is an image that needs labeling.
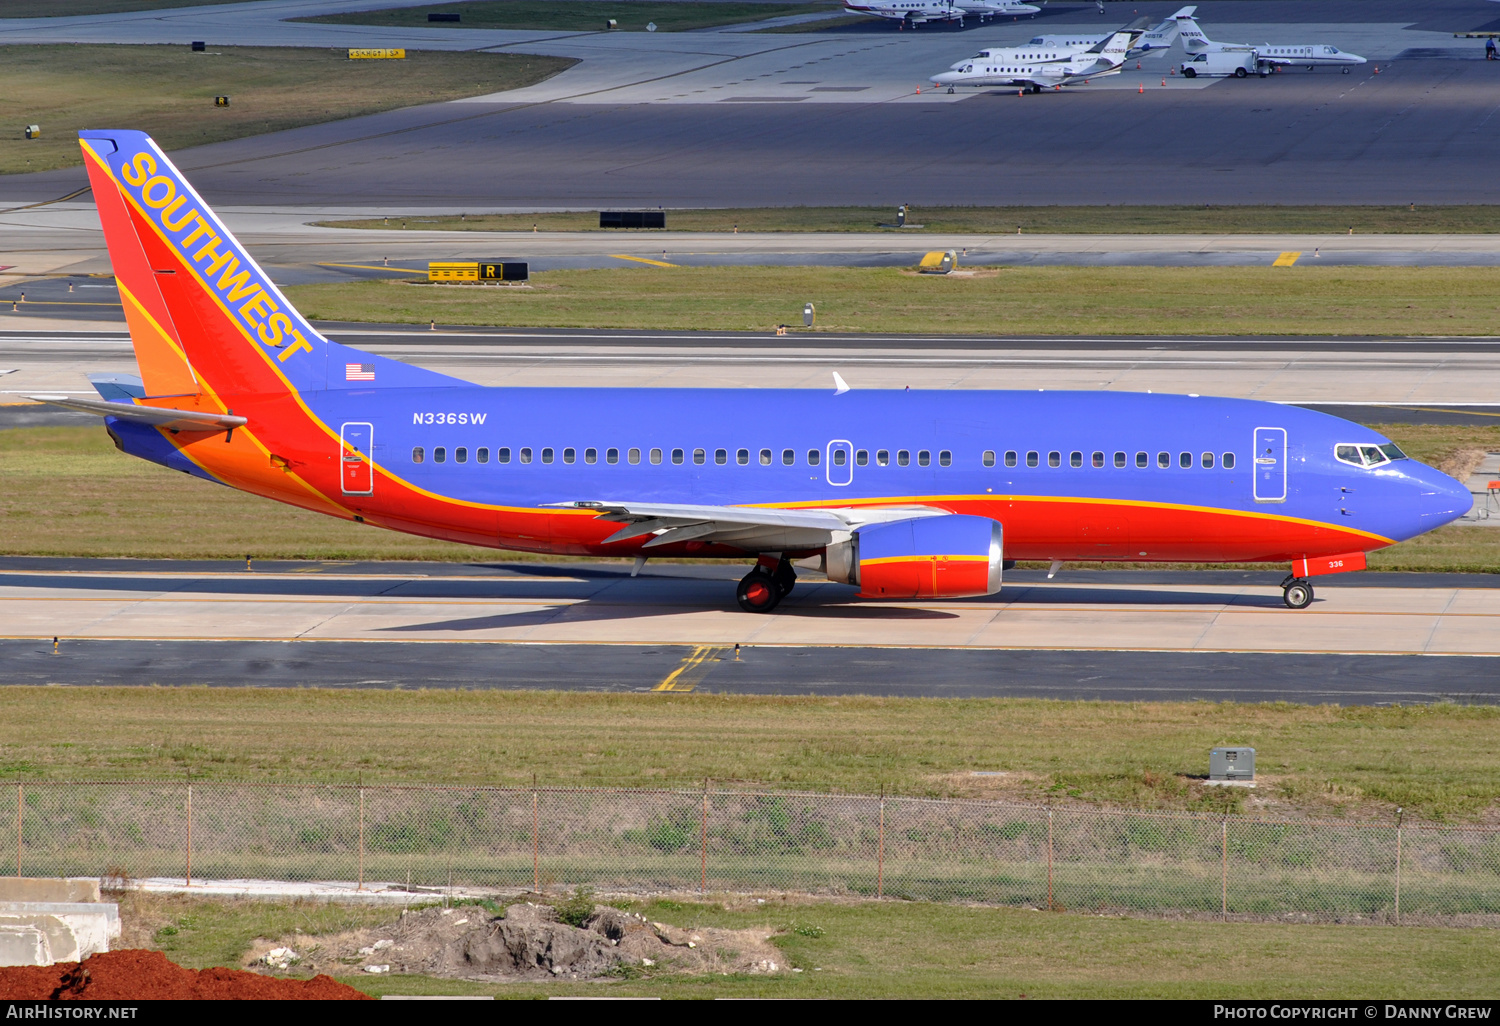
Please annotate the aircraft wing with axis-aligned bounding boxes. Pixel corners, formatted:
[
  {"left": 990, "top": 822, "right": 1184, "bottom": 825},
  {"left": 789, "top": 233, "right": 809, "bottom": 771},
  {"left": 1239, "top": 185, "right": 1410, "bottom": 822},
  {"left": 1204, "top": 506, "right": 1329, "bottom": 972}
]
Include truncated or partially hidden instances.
[
  {"left": 549, "top": 500, "right": 946, "bottom": 551},
  {"left": 23, "top": 394, "right": 246, "bottom": 431}
]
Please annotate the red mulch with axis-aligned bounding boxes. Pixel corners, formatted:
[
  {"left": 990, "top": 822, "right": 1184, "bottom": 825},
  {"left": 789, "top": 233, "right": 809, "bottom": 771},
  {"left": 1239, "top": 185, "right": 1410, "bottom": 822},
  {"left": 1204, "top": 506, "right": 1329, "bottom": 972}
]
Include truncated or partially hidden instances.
[{"left": 0, "top": 949, "right": 369, "bottom": 1000}]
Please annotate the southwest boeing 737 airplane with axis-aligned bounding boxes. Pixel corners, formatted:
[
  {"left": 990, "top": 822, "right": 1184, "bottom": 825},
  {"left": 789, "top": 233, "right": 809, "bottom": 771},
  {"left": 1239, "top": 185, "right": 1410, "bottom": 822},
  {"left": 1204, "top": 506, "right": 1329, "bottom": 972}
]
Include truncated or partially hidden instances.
[{"left": 32, "top": 131, "right": 1471, "bottom": 614}]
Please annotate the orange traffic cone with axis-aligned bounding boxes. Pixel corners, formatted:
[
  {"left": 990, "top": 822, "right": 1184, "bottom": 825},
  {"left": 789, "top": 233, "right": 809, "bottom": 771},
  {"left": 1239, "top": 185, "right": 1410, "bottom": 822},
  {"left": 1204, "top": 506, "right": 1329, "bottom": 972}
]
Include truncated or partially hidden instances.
[
  {"left": 1161, "top": 78, "right": 1166, "bottom": 86},
  {"left": 916, "top": 85, "right": 921, "bottom": 93},
  {"left": 1138, "top": 83, "right": 1144, "bottom": 93}
]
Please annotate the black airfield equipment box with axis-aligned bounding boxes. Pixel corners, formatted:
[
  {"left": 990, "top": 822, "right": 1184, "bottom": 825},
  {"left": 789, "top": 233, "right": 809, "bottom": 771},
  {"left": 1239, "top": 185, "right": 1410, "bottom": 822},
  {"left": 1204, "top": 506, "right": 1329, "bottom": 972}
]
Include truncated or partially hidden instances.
[
  {"left": 428, "top": 11, "right": 460, "bottom": 21},
  {"left": 600, "top": 211, "right": 666, "bottom": 229}
]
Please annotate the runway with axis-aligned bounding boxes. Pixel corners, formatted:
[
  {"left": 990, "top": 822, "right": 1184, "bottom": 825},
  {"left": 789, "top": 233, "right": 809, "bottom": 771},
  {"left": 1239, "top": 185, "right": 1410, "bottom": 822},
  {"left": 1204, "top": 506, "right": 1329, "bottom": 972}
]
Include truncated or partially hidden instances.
[
  {"left": 2, "top": 559, "right": 1497, "bottom": 702},
  {"left": 2, "top": 1, "right": 1499, "bottom": 208}
]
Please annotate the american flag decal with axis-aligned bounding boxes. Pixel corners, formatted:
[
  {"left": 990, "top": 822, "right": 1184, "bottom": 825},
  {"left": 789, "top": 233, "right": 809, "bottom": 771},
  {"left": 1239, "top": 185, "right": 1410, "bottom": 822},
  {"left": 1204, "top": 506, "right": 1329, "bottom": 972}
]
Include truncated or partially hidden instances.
[{"left": 345, "top": 363, "right": 375, "bottom": 381}]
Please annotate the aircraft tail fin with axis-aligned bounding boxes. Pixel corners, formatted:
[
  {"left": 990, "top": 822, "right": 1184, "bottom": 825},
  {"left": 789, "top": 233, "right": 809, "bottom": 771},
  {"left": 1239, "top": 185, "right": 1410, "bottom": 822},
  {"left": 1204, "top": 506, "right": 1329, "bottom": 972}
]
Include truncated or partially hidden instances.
[
  {"left": 1177, "top": 15, "right": 1211, "bottom": 51},
  {"left": 78, "top": 130, "right": 461, "bottom": 404}
]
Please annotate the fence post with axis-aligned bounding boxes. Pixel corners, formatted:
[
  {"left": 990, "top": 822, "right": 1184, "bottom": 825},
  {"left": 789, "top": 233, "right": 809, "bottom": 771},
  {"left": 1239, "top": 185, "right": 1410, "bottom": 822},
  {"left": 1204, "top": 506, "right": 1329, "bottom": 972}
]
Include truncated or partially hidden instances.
[
  {"left": 15, "top": 783, "right": 21, "bottom": 878},
  {"left": 531, "top": 788, "right": 539, "bottom": 894},
  {"left": 877, "top": 791, "right": 885, "bottom": 900},
  {"left": 357, "top": 788, "right": 365, "bottom": 892},
  {"left": 1220, "top": 817, "right": 1228, "bottom": 922},
  {"left": 1046, "top": 809, "right": 1053, "bottom": 911},
  {"left": 1386, "top": 804, "right": 1398, "bottom": 924},
  {"left": 700, "top": 782, "right": 708, "bottom": 895},
  {"left": 185, "top": 784, "right": 193, "bottom": 888}
]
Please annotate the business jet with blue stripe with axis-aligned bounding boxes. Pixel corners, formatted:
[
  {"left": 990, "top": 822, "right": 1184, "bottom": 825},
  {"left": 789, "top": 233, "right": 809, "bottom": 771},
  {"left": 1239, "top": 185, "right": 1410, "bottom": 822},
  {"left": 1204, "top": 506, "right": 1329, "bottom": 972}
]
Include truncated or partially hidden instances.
[
  {"left": 1179, "top": 16, "right": 1367, "bottom": 71},
  {"left": 930, "top": 30, "right": 1134, "bottom": 92},
  {"left": 30, "top": 130, "right": 1470, "bottom": 614}
]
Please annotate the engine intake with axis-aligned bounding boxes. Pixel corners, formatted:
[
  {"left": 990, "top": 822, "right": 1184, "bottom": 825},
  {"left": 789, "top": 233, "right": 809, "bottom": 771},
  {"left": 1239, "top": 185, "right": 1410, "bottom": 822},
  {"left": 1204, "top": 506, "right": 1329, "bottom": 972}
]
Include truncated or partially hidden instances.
[{"left": 826, "top": 514, "right": 1003, "bottom": 599}]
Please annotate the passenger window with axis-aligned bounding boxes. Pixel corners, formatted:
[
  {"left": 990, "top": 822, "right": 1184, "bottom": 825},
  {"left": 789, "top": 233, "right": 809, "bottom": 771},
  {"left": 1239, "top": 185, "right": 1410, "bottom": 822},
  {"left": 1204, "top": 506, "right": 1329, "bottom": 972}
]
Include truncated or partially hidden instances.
[
  {"left": 833, "top": 449, "right": 847, "bottom": 467},
  {"left": 918, "top": 450, "right": 931, "bottom": 467},
  {"left": 1005, "top": 451, "right": 1018, "bottom": 468},
  {"left": 938, "top": 450, "right": 951, "bottom": 467},
  {"left": 456, "top": 447, "right": 468, "bottom": 464},
  {"left": 498, "top": 447, "right": 511, "bottom": 464},
  {"left": 434, "top": 447, "right": 447, "bottom": 464},
  {"left": 1113, "top": 451, "right": 1125, "bottom": 468},
  {"left": 1091, "top": 451, "right": 1104, "bottom": 468},
  {"left": 1136, "top": 452, "right": 1147, "bottom": 469},
  {"left": 898, "top": 450, "right": 911, "bottom": 467},
  {"left": 983, "top": 450, "right": 996, "bottom": 468},
  {"left": 1179, "top": 452, "right": 1192, "bottom": 469},
  {"left": 477, "top": 447, "right": 489, "bottom": 464},
  {"left": 1026, "top": 451, "right": 1038, "bottom": 468},
  {"left": 782, "top": 449, "right": 795, "bottom": 466},
  {"left": 628, "top": 448, "right": 641, "bottom": 465},
  {"left": 1048, "top": 451, "right": 1061, "bottom": 468},
  {"left": 411, "top": 446, "right": 424, "bottom": 464},
  {"left": 563, "top": 447, "right": 575, "bottom": 464},
  {"left": 694, "top": 449, "right": 706, "bottom": 465},
  {"left": 672, "top": 448, "right": 684, "bottom": 465},
  {"left": 1070, "top": 451, "right": 1083, "bottom": 468},
  {"left": 1222, "top": 452, "right": 1235, "bottom": 469},
  {"left": 715, "top": 449, "right": 728, "bottom": 465},
  {"left": 585, "top": 448, "right": 597, "bottom": 465},
  {"left": 807, "top": 449, "right": 821, "bottom": 467},
  {"left": 759, "top": 448, "right": 772, "bottom": 466},
  {"left": 541, "top": 447, "right": 554, "bottom": 465},
  {"left": 519, "top": 447, "right": 531, "bottom": 465},
  {"left": 856, "top": 449, "right": 869, "bottom": 466},
  {"left": 1157, "top": 451, "right": 1170, "bottom": 469},
  {"left": 1201, "top": 452, "right": 1214, "bottom": 469},
  {"left": 649, "top": 448, "right": 662, "bottom": 465},
  {"left": 606, "top": 448, "right": 619, "bottom": 465},
  {"left": 737, "top": 448, "right": 750, "bottom": 465},
  {"left": 877, "top": 449, "right": 890, "bottom": 466}
]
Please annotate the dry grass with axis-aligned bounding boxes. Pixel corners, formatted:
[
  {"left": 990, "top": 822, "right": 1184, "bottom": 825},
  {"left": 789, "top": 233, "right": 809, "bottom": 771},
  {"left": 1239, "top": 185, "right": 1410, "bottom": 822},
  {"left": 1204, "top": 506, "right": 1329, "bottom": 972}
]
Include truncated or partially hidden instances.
[
  {"left": 324, "top": 204, "right": 1500, "bottom": 235},
  {"left": 285, "top": 266, "right": 1500, "bottom": 337},
  {"left": 3, "top": 688, "right": 1498, "bottom": 820},
  {"left": 0, "top": 45, "right": 574, "bottom": 175}
]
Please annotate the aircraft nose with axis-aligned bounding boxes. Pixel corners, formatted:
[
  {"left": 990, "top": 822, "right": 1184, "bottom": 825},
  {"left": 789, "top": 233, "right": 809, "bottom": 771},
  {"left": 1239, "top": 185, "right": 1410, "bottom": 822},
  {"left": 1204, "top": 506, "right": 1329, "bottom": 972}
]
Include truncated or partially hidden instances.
[
  {"left": 931, "top": 72, "right": 957, "bottom": 84},
  {"left": 1413, "top": 464, "right": 1473, "bottom": 528}
]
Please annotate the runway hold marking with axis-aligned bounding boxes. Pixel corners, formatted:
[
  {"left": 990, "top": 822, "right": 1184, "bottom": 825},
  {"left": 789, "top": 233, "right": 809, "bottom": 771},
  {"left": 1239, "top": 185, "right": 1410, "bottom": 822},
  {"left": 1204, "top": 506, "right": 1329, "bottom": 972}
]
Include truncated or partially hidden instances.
[
  {"left": 610, "top": 254, "right": 677, "bottom": 268},
  {"left": 1273, "top": 251, "right": 1302, "bottom": 266},
  {"left": 652, "top": 644, "right": 727, "bottom": 692}
]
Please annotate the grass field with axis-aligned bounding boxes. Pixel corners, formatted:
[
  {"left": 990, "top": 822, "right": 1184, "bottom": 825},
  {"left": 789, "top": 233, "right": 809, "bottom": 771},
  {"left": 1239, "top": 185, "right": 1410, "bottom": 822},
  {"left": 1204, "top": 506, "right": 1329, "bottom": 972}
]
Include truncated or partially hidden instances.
[
  {"left": 322, "top": 204, "right": 1500, "bottom": 234},
  {"left": 297, "top": 1, "right": 833, "bottom": 33},
  {"left": 2, "top": 422, "right": 1497, "bottom": 569},
  {"left": 0, "top": 0, "right": 244, "bottom": 14},
  {"left": 117, "top": 893, "right": 1500, "bottom": 999},
  {"left": 0, "top": 45, "right": 574, "bottom": 175},
  {"left": 3, "top": 688, "right": 1498, "bottom": 820},
  {"left": 284, "top": 266, "right": 1500, "bottom": 337}
]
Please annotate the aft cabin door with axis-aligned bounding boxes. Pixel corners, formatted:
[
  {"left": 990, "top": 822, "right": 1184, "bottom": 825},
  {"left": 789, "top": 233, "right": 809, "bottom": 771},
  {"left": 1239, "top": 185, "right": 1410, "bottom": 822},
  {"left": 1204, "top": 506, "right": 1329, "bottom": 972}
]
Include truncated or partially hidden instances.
[
  {"left": 1252, "top": 426, "right": 1286, "bottom": 503},
  {"left": 341, "top": 422, "right": 374, "bottom": 496}
]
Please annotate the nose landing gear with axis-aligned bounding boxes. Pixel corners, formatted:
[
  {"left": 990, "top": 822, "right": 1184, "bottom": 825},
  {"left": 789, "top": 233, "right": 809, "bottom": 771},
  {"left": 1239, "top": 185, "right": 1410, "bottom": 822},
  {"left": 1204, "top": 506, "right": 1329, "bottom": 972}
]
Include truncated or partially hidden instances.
[{"left": 1281, "top": 575, "right": 1314, "bottom": 609}]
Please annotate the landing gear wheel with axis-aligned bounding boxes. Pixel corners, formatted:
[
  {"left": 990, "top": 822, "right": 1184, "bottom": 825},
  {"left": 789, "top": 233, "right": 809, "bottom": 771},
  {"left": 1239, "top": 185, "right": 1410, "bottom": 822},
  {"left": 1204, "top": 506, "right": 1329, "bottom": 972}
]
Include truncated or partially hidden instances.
[
  {"left": 1283, "top": 579, "right": 1314, "bottom": 610},
  {"left": 737, "top": 570, "right": 782, "bottom": 613},
  {"left": 1342, "top": 67, "right": 1350, "bottom": 74},
  {"left": 948, "top": 86, "right": 955, "bottom": 94},
  {"left": 772, "top": 560, "right": 796, "bottom": 598}
]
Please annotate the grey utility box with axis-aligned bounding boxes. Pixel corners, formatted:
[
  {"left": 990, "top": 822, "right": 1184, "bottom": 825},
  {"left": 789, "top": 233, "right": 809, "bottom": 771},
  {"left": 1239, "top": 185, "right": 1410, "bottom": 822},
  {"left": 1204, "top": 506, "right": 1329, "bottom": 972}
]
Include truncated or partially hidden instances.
[{"left": 1209, "top": 747, "right": 1255, "bottom": 783}]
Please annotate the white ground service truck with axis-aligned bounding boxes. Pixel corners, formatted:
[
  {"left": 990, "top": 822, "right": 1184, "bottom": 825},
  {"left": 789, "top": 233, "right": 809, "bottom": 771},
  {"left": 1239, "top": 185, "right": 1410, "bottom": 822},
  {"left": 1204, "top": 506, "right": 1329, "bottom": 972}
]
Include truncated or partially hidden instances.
[{"left": 1179, "top": 49, "right": 1266, "bottom": 78}]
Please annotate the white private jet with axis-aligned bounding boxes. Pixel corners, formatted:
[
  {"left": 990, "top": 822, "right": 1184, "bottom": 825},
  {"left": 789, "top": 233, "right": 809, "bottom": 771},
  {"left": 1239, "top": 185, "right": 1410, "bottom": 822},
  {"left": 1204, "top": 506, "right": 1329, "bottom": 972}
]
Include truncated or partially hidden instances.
[
  {"left": 1179, "top": 16, "right": 1367, "bottom": 71},
  {"left": 946, "top": 6, "right": 1193, "bottom": 71},
  {"left": 843, "top": 0, "right": 1039, "bottom": 28},
  {"left": 930, "top": 30, "right": 1134, "bottom": 93}
]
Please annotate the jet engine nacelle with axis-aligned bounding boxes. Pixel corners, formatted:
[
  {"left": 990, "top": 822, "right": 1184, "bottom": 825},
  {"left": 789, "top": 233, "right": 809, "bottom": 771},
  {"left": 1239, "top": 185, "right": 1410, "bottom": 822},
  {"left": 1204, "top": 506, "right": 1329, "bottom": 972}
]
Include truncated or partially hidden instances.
[{"left": 825, "top": 514, "right": 1003, "bottom": 599}]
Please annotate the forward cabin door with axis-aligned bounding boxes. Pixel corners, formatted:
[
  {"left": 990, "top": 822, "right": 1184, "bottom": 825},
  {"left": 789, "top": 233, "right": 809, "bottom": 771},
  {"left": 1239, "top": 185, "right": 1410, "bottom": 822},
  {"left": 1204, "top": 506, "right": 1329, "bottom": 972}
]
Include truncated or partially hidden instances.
[
  {"left": 1252, "top": 426, "right": 1286, "bottom": 503},
  {"left": 827, "top": 439, "right": 854, "bottom": 487},
  {"left": 341, "top": 421, "right": 374, "bottom": 496}
]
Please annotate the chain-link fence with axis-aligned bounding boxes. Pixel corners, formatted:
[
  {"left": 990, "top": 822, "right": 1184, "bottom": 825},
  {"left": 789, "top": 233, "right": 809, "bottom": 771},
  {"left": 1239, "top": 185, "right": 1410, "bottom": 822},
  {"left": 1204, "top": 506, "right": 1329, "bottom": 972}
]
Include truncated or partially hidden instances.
[{"left": 9, "top": 783, "right": 1499, "bottom": 925}]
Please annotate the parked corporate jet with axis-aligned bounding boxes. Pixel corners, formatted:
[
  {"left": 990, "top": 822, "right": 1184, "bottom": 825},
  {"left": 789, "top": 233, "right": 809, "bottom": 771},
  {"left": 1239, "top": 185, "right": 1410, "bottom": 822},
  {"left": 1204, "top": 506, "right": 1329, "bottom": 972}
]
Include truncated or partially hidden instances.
[
  {"left": 1179, "top": 15, "right": 1367, "bottom": 71},
  {"left": 947, "top": 6, "right": 1192, "bottom": 69},
  {"left": 842, "top": 0, "right": 1038, "bottom": 28},
  {"left": 931, "top": 30, "right": 1135, "bottom": 92},
  {"left": 33, "top": 131, "right": 1470, "bottom": 614}
]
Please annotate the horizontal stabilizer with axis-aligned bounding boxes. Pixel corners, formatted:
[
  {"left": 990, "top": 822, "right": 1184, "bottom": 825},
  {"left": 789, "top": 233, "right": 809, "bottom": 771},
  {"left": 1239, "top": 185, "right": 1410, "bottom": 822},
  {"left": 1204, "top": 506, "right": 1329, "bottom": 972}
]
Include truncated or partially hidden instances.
[{"left": 24, "top": 394, "right": 247, "bottom": 431}]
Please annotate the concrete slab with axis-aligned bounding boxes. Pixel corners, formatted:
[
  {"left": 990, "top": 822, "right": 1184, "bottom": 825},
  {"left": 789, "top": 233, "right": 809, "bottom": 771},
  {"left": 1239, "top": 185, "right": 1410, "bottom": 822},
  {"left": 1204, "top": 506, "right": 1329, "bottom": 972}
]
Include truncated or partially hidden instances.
[
  {"left": 0, "top": 925, "right": 50, "bottom": 968},
  {"left": 0, "top": 878, "right": 101, "bottom": 903}
]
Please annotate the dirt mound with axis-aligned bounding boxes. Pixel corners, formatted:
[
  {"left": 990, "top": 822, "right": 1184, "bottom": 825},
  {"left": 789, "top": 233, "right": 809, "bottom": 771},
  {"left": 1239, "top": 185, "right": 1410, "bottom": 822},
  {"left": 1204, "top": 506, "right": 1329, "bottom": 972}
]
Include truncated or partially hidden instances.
[
  {"left": 0, "top": 949, "right": 368, "bottom": 1000},
  {"left": 252, "top": 901, "right": 786, "bottom": 982}
]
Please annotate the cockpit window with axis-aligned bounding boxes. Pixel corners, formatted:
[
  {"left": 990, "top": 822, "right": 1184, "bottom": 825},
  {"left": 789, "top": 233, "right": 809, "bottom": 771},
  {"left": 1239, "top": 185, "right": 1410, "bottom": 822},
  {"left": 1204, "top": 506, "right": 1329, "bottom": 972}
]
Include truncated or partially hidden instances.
[{"left": 1337, "top": 442, "right": 1404, "bottom": 468}]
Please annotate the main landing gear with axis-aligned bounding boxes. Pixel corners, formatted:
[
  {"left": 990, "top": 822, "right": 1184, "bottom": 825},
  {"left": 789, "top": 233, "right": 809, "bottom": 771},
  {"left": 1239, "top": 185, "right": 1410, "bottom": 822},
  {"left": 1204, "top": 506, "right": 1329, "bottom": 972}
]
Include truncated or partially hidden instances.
[
  {"left": 736, "top": 557, "right": 796, "bottom": 613},
  {"left": 1281, "top": 575, "right": 1314, "bottom": 610}
]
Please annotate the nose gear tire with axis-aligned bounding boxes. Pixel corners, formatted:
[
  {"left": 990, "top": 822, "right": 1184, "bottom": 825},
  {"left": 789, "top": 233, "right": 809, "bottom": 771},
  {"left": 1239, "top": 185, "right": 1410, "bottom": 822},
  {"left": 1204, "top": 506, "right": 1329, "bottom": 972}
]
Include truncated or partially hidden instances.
[{"left": 1283, "top": 579, "right": 1314, "bottom": 609}]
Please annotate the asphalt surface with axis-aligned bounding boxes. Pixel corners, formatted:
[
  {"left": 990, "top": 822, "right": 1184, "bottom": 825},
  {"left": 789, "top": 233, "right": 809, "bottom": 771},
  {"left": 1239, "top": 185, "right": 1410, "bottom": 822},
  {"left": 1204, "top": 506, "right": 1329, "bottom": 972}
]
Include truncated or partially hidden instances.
[{"left": 4, "top": 637, "right": 1496, "bottom": 704}]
